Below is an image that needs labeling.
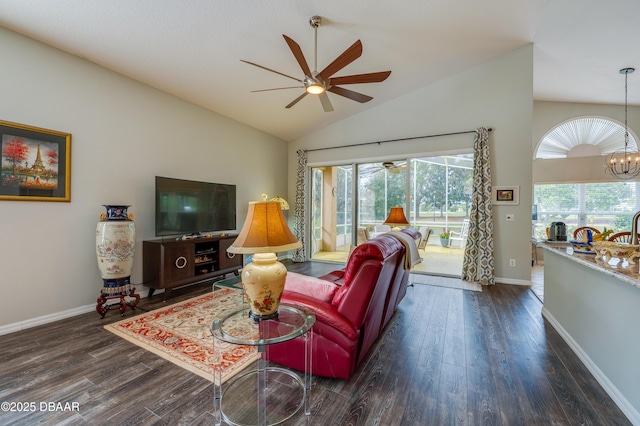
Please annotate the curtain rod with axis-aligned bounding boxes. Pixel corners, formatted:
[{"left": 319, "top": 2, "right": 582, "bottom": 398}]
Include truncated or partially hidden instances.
[{"left": 304, "top": 128, "right": 492, "bottom": 153}]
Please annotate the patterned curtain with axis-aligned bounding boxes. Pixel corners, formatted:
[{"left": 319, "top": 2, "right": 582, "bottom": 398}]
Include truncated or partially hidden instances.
[
  {"left": 292, "top": 149, "right": 307, "bottom": 262},
  {"left": 461, "top": 127, "right": 495, "bottom": 285}
]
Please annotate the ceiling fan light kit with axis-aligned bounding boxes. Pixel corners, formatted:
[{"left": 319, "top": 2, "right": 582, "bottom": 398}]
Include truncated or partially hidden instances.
[
  {"left": 304, "top": 76, "right": 326, "bottom": 95},
  {"left": 242, "top": 15, "right": 391, "bottom": 112},
  {"left": 305, "top": 84, "right": 325, "bottom": 95}
]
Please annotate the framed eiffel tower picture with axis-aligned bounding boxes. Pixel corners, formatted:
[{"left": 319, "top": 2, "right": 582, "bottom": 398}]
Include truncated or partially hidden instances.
[{"left": 0, "top": 120, "right": 71, "bottom": 201}]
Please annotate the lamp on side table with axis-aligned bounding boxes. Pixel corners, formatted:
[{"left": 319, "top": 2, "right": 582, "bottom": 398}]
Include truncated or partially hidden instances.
[{"left": 227, "top": 200, "right": 301, "bottom": 321}]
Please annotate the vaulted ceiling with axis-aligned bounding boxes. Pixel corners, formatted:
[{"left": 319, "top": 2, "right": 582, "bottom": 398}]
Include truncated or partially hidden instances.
[{"left": 0, "top": 0, "right": 638, "bottom": 141}]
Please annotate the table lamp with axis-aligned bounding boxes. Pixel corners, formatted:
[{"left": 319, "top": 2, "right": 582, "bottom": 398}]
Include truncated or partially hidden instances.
[
  {"left": 227, "top": 200, "right": 301, "bottom": 321},
  {"left": 383, "top": 206, "right": 410, "bottom": 231}
]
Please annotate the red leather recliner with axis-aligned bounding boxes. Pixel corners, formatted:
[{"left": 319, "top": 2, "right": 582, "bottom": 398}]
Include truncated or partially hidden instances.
[{"left": 265, "top": 233, "right": 411, "bottom": 379}]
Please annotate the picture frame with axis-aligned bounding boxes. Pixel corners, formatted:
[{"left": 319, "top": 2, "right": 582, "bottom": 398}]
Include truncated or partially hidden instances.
[
  {"left": 492, "top": 185, "right": 519, "bottom": 205},
  {"left": 0, "top": 120, "right": 71, "bottom": 202}
]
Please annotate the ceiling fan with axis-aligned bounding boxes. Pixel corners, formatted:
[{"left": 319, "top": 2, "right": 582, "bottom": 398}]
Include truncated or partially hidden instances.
[
  {"left": 241, "top": 16, "right": 391, "bottom": 112},
  {"left": 382, "top": 161, "right": 406, "bottom": 174}
]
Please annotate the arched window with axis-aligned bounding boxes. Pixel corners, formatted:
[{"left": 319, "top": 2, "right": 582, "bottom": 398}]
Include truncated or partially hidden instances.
[
  {"left": 533, "top": 117, "right": 640, "bottom": 240},
  {"left": 535, "top": 117, "right": 638, "bottom": 159}
]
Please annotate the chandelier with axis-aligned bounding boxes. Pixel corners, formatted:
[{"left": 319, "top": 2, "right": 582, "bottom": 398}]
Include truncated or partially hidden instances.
[{"left": 606, "top": 67, "right": 640, "bottom": 179}]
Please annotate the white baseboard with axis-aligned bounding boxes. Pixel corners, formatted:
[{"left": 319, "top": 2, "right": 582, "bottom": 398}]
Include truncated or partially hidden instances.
[
  {"left": 494, "top": 277, "right": 532, "bottom": 286},
  {"left": 0, "top": 304, "right": 95, "bottom": 336},
  {"left": 542, "top": 307, "right": 640, "bottom": 425},
  {"left": 0, "top": 286, "right": 153, "bottom": 337}
]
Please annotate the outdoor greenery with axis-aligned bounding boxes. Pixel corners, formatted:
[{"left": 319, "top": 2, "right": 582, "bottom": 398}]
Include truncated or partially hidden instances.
[
  {"left": 413, "top": 161, "right": 472, "bottom": 220},
  {"left": 359, "top": 158, "right": 473, "bottom": 223},
  {"left": 314, "top": 162, "right": 640, "bottom": 250},
  {"left": 311, "top": 155, "right": 474, "bottom": 251},
  {"left": 533, "top": 182, "right": 639, "bottom": 239},
  {"left": 534, "top": 183, "right": 633, "bottom": 213}
]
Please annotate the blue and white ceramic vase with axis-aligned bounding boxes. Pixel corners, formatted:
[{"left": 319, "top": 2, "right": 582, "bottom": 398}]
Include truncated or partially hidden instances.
[{"left": 96, "top": 205, "right": 136, "bottom": 297}]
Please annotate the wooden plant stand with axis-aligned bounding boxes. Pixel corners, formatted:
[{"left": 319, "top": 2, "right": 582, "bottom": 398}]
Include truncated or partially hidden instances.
[{"left": 96, "top": 287, "right": 140, "bottom": 319}]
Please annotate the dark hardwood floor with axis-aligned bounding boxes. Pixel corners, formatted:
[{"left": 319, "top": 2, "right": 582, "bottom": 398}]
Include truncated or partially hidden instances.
[{"left": 0, "top": 261, "right": 631, "bottom": 425}]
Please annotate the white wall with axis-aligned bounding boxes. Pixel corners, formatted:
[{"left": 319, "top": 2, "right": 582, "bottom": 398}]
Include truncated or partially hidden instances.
[
  {"left": 289, "top": 45, "right": 535, "bottom": 284},
  {"left": 0, "top": 27, "right": 288, "bottom": 330}
]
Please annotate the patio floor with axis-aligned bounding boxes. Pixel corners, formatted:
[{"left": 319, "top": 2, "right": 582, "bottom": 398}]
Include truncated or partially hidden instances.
[{"left": 311, "top": 241, "right": 464, "bottom": 277}]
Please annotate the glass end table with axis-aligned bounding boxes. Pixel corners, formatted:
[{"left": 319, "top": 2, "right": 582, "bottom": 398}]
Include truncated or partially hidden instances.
[{"left": 211, "top": 304, "right": 315, "bottom": 426}]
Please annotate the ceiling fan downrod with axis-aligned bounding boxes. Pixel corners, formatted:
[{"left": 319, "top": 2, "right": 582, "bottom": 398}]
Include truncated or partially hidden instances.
[{"left": 309, "top": 16, "right": 321, "bottom": 74}]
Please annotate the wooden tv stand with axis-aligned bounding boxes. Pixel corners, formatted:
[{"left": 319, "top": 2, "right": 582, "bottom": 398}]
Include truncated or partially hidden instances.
[{"left": 142, "top": 234, "right": 242, "bottom": 300}]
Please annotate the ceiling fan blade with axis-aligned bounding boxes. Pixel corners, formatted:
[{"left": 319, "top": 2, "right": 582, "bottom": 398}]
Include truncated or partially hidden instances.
[
  {"left": 318, "top": 40, "right": 363, "bottom": 80},
  {"left": 329, "top": 71, "right": 391, "bottom": 86},
  {"left": 251, "top": 86, "right": 304, "bottom": 93},
  {"left": 283, "top": 35, "right": 312, "bottom": 77},
  {"left": 319, "top": 92, "right": 334, "bottom": 112},
  {"left": 241, "top": 60, "right": 302, "bottom": 83},
  {"left": 328, "top": 85, "right": 373, "bottom": 103},
  {"left": 286, "top": 92, "right": 308, "bottom": 109}
]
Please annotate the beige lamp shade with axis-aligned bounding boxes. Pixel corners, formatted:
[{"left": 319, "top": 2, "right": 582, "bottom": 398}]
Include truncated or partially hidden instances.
[
  {"left": 383, "top": 206, "right": 410, "bottom": 227},
  {"left": 227, "top": 201, "right": 301, "bottom": 254},
  {"left": 227, "top": 200, "right": 300, "bottom": 321}
]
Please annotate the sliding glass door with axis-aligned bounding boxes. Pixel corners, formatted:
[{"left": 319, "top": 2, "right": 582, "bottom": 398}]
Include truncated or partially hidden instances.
[
  {"left": 409, "top": 155, "right": 474, "bottom": 237},
  {"left": 357, "top": 162, "right": 407, "bottom": 232},
  {"left": 309, "top": 165, "right": 353, "bottom": 259},
  {"left": 310, "top": 153, "right": 473, "bottom": 273},
  {"left": 355, "top": 156, "right": 473, "bottom": 242}
]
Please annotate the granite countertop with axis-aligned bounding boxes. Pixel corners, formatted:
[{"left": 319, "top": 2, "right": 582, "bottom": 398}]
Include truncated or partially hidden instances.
[{"left": 540, "top": 241, "right": 640, "bottom": 289}]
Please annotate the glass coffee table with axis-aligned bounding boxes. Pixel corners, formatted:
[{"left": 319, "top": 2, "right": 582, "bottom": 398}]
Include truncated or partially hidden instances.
[{"left": 211, "top": 304, "right": 315, "bottom": 426}]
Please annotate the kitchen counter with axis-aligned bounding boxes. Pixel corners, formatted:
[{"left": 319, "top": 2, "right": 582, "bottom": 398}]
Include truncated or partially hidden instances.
[
  {"left": 541, "top": 244, "right": 640, "bottom": 423},
  {"left": 542, "top": 242, "right": 640, "bottom": 289}
]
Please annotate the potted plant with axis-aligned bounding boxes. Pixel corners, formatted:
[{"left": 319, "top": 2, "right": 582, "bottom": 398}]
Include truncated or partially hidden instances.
[{"left": 439, "top": 229, "right": 450, "bottom": 247}]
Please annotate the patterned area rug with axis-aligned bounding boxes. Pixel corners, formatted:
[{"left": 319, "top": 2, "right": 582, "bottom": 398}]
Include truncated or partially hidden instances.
[{"left": 104, "top": 287, "right": 260, "bottom": 383}]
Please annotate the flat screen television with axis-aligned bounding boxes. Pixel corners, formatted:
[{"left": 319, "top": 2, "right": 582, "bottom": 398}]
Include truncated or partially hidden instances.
[{"left": 155, "top": 176, "right": 236, "bottom": 237}]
